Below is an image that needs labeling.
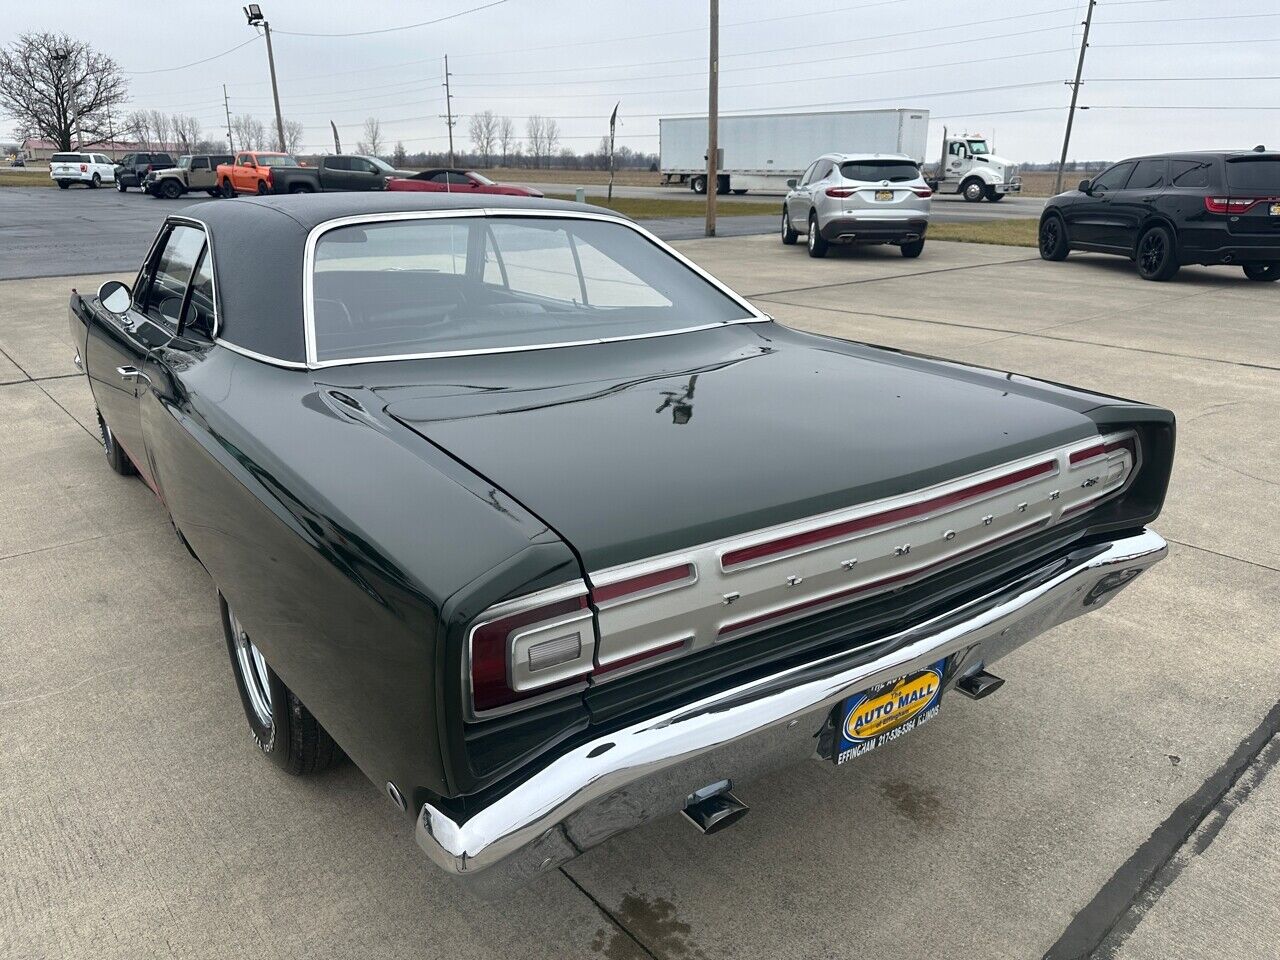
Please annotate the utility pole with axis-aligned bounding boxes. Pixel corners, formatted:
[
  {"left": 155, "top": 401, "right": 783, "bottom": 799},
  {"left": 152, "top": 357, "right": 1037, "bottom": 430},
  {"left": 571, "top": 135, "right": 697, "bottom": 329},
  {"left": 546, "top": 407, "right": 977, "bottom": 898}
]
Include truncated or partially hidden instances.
[
  {"left": 441, "top": 55, "right": 456, "bottom": 167},
  {"left": 244, "top": 5, "right": 287, "bottom": 153},
  {"left": 223, "top": 84, "right": 235, "bottom": 152},
  {"left": 1055, "top": 0, "right": 1095, "bottom": 195},
  {"left": 704, "top": 0, "right": 719, "bottom": 237}
]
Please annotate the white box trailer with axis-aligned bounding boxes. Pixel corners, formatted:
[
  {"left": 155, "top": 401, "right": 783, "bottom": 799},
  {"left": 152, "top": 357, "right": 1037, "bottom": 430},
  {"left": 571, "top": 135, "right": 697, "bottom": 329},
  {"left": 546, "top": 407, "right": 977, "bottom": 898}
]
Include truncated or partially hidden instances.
[{"left": 660, "top": 108, "right": 929, "bottom": 195}]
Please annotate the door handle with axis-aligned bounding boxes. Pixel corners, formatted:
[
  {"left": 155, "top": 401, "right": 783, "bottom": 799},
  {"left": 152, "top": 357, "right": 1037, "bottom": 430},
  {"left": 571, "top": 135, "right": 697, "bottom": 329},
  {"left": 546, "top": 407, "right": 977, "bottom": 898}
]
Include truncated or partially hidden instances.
[
  {"left": 1143, "top": 196, "right": 1158, "bottom": 202},
  {"left": 117, "top": 365, "right": 151, "bottom": 384}
]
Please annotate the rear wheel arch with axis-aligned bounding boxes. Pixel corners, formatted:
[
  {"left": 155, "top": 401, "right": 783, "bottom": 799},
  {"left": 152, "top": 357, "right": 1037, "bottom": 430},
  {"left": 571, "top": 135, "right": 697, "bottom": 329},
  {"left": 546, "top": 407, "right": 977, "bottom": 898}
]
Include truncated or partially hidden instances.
[{"left": 1132, "top": 215, "right": 1179, "bottom": 258}]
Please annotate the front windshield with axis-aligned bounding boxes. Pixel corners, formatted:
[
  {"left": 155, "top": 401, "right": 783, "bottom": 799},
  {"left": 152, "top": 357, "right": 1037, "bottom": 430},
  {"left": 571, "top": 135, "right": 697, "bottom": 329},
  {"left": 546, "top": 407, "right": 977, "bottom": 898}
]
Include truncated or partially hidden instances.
[
  {"left": 257, "top": 154, "right": 299, "bottom": 167},
  {"left": 469, "top": 171, "right": 495, "bottom": 185},
  {"left": 967, "top": 140, "right": 990, "bottom": 156},
  {"left": 310, "top": 216, "right": 754, "bottom": 362},
  {"left": 367, "top": 156, "right": 396, "bottom": 173}
]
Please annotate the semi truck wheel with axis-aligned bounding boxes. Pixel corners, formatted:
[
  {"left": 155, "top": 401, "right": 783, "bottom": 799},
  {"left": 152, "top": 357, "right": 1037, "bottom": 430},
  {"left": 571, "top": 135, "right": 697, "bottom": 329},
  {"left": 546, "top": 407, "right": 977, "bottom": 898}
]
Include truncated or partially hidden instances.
[
  {"left": 962, "top": 178, "right": 985, "bottom": 202},
  {"left": 985, "top": 188, "right": 1005, "bottom": 202},
  {"left": 691, "top": 175, "right": 707, "bottom": 194}
]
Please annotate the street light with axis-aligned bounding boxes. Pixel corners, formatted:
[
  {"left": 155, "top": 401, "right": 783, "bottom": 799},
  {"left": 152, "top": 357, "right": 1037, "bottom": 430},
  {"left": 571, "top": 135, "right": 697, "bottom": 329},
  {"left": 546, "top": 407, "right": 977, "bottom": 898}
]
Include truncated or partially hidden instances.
[{"left": 244, "top": 5, "right": 287, "bottom": 153}]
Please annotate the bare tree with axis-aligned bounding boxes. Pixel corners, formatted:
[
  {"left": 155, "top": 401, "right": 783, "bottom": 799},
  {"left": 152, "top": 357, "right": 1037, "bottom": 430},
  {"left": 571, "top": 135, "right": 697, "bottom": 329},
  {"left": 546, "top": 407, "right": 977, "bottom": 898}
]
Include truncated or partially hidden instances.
[
  {"left": 0, "top": 32, "right": 129, "bottom": 150},
  {"left": 497, "top": 115, "right": 515, "bottom": 167},
  {"left": 358, "top": 116, "right": 384, "bottom": 157},
  {"left": 283, "top": 119, "right": 304, "bottom": 154},
  {"left": 392, "top": 141, "right": 407, "bottom": 166},
  {"left": 232, "top": 114, "right": 266, "bottom": 151},
  {"left": 525, "top": 115, "right": 547, "bottom": 169},
  {"left": 125, "top": 109, "right": 152, "bottom": 149},
  {"left": 147, "top": 110, "right": 171, "bottom": 150},
  {"left": 467, "top": 110, "right": 497, "bottom": 167},
  {"left": 172, "top": 114, "right": 201, "bottom": 152},
  {"left": 544, "top": 118, "right": 560, "bottom": 164}
]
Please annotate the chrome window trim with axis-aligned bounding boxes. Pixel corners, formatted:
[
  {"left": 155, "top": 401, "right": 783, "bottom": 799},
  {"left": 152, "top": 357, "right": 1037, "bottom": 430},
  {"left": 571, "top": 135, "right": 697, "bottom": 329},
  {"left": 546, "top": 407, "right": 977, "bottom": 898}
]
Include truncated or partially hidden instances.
[
  {"left": 301, "top": 208, "right": 768, "bottom": 369},
  {"left": 214, "top": 337, "right": 310, "bottom": 369},
  {"left": 165, "top": 214, "right": 222, "bottom": 340}
]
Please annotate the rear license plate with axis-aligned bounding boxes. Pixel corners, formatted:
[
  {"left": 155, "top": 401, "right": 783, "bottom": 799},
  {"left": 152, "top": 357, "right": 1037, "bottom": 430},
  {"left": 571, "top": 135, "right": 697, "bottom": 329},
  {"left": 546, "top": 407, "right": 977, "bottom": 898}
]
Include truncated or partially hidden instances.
[
  {"left": 875, "top": 190, "right": 894, "bottom": 201},
  {"left": 1270, "top": 203, "right": 1280, "bottom": 216},
  {"left": 835, "top": 659, "right": 945, "bottom": 765}
]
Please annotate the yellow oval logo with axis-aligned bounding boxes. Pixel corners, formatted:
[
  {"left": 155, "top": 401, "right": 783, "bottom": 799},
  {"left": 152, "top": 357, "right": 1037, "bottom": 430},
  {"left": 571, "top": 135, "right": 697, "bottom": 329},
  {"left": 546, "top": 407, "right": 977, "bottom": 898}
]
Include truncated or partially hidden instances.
[{"left": 844, "top": 668, "right": 942, "bottom": 742}]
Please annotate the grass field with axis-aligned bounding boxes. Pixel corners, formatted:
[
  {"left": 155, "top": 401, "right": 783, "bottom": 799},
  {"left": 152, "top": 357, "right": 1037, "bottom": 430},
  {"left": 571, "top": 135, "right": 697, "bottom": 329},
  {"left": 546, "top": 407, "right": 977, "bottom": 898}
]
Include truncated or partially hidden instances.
[
  {"left": 546, "top": 193, "right": 778, "bottom": 218},
  {"left": 0, "top": 171, "right": 54, "bottom": 187},
  {"left": 927, "top": 218, "right": 1038, "bottom": 248}
]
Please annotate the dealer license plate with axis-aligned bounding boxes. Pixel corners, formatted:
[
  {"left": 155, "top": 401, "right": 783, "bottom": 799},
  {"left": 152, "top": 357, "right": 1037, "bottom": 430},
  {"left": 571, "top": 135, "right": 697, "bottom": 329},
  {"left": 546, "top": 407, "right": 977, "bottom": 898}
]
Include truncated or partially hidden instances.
[
  {"left": 1270, "top": 203, "right": 1280, "bottom": 216},
  {"left": 834, "top": 659, "right": 946, "bottom": 765},
  {"left": 875, "top": 190, "right": 894, "bottom": 201}
]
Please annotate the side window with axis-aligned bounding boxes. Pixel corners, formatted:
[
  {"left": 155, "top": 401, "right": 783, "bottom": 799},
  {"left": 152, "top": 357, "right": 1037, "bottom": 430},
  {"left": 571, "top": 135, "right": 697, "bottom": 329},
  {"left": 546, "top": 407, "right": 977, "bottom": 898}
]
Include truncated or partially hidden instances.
[
  {"left": 574, "top": 233, "right": 672, "bottom": 308},
  {"left": 429, "top": 171, "right": 450, "bottom": 183},
  {"left": 325, "top": 156, "right": 349, "bottom": 171},
  {"left": 1091, "top": 162, "right": 1135, "bottom": 193},
  {"left": 238, "top": 155, "right": 254, "bottom": 167},
  {"left": 182, "top": 248, "right": 216, "bottom": 338},
  {"left": 120, "top": 154, "right": 134, "bottom": 166},
  {"left": 1171, "top": 160, "right": 1211, "bottom": 188},
  {"left": 798, "top": 162, "right": 818, "bottom": 187},
  {"left": 140, "top": 225, "right": 206, "bottom": 326},
  {"left": 191, "top": 158, "right": 208, "bottom": 171},
  {"left": 949, "top": 141, "right": 963, "bottom": 157},
  {"left": 1127, "top": 159, "right": 1166, "bottom": 190},
  {"left": 812, "top": 160, "right": 832, "bottom": 182},
  {"left": 445, "top": 171, "right": 472, "bottom": 185}
]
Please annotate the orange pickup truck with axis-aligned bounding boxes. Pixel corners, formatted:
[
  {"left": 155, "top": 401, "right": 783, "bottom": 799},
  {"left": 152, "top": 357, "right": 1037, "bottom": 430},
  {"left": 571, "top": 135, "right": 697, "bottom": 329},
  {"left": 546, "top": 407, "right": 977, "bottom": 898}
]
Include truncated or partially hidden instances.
[{"left": 216, "top": 151, "right": 301, "bottom": 197}]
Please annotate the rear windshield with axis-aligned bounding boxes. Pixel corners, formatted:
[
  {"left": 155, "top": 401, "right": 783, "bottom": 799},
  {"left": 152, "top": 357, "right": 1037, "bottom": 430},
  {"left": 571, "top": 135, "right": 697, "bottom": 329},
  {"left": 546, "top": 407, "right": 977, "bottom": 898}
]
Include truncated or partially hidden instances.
[
  {"left": 310, "top": 216, "right": 752, "bottom": 362},
  {"left": 839, "top": 160, "right": 920, "bottom": 183},
  {"left": 1225, "top": 158, "right": 1280, "bottom": 192},
  {"left": 51, "top": 153, "right": 84, "bottom": 162}
]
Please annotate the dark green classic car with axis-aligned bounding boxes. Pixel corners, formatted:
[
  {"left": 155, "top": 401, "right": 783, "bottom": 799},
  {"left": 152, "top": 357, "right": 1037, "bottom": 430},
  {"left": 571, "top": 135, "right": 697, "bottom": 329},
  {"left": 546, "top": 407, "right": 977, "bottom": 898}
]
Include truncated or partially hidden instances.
[{"left": 68, "top": 193, "right": 1173, "bottom": 893}]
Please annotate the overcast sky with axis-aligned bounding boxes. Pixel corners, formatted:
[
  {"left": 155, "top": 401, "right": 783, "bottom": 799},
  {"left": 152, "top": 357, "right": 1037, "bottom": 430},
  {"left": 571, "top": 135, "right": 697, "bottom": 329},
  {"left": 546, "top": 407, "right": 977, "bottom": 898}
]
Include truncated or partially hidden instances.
[{"left": 5, "top": 0, "right": 1278, "bottom": 161}]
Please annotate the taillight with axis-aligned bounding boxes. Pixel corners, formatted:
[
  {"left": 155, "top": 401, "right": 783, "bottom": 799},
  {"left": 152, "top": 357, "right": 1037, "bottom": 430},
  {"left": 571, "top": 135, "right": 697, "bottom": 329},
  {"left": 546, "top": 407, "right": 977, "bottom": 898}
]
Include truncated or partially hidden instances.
[
  {"left": 79, "top": 163, "right": 87, "bottom": 172},
  {"left": 825, "top": 186, "right": 858, "bottom": 198},
  {"left": 1060, "top": 431, "right": 1139, "bottom": 519},
  {"left": 1205, "top": 196, "right": 1267, "bottom": 214},
  {"left": 144, "top": 164, "right": 152, "bottom": 174},
  {"left": 468, "top": 585, "right": 595, "bottom": 715},
  {"left": 912, "top": 187, "right": 933, "bottom": 198}
]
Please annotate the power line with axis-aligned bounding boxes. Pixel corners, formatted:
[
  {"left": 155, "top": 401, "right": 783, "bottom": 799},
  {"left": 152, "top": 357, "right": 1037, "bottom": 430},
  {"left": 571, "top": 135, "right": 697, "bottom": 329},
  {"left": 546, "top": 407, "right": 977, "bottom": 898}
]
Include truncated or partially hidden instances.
[
  {"left": 272, "top": 0, "right": 512, "bottom": 38},
  {"left": 123, "top": 35, "right": 261, "bottom": 75}
]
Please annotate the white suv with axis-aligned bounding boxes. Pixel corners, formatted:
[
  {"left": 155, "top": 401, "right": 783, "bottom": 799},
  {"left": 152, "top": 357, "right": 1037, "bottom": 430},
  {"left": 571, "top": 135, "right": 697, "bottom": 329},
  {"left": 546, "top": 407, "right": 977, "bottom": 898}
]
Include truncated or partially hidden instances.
[
  {"left": 783, "top": 153, "right": 932, "bottom": 258},
  {"left": 49, "top": 152, "right": 116, "bottom": 190}
]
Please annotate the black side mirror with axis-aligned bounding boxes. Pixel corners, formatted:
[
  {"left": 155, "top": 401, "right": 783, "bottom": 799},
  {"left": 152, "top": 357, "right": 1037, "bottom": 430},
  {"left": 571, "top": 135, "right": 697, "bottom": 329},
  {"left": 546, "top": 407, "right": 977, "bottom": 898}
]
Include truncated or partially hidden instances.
[
  {"left": 1078, "top": 179, "right": 1092, "bottom": 194},
  {"left": 786, "top": 178, "right": 798, "bottom": 189},
  {"left": 98, "top": 280, "right": 132, "bottom": 315}
]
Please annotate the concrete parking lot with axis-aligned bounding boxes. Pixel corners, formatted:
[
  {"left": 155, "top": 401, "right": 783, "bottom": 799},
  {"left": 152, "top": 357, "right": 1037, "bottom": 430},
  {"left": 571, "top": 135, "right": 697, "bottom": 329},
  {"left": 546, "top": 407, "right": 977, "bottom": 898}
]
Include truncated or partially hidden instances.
[{"left": 1, "top": 235, "right": 1276, "bottom": 959}]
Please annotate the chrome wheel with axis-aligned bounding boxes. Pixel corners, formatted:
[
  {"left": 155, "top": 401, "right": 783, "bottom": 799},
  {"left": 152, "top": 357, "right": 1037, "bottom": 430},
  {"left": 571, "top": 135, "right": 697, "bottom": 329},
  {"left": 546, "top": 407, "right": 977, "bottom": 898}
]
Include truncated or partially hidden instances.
[{"left": 229, "top": 608, "right": 273, "bottom": 727}]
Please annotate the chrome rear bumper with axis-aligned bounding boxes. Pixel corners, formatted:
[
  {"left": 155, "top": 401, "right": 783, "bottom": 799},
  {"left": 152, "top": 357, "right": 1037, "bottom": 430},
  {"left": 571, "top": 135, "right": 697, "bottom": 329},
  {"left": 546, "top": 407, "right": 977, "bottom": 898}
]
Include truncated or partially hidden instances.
[{"left": 416, "top": 529, "right": 1167, "bottom": 894}]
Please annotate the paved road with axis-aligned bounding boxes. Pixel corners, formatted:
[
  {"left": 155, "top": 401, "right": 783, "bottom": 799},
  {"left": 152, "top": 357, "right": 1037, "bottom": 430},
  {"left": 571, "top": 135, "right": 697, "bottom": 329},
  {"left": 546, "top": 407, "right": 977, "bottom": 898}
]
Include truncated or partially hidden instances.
[
  {"left": 0, "top": 186, "right": 1044, "bottom": 280},
  {"left": 1, "top": 233, "right": 1276, "bottom": 958}
]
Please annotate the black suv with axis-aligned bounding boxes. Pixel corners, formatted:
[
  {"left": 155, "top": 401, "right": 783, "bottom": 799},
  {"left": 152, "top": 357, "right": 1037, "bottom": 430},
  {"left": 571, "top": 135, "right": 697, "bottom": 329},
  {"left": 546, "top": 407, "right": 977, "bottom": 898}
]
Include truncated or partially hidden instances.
[
  {"left": 114, "top": 152, "right": 176, "bottom": 192},
  {"left": 1039, "top": 148, "right": 1280, "bottom": 282}
]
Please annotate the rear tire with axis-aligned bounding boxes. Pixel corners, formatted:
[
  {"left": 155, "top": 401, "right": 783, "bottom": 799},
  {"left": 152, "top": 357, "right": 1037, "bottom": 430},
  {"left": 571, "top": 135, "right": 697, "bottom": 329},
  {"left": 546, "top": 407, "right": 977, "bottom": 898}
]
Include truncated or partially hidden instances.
[
  {"left": 732, "top": 188, "right": 748, "bottom": 195},
  {"left": 57, "top": 180, "right": 70, "bottom": 189},
  {"left": 90, "top": 173, "right": 101, "bottom": 188},
  {"left": 288, "top": 183, "right": 314, "bottom": 194},
  {"left": 97, "top": 410, "right": 136, "bottom": 476},
  {"left": 221, "top": 594, "right": 342, "bottom": 776},
  {"left": 116, "top": 180, "right": 127, "bottom": 192},
  {"left": 256, "top": 180, "right": 270, "bottom": 196},
  {"left": 962, "top": 178, "right": 985, "bottom": 203},
  {"left": 781, "top": 208, "right": 798, "bottom": 245},
  {"left": 900, "top": 238, "right": 925, "bottom": 258},
  {"left": 1039, "top": 214, "right": 1069, "bottom": 261},
  {"left": 1135, "top": 225, "right": 1180, "bottom": 281},
  {"left": 206, "top": 189, "right": 220, "bottom": 197},
  {"left": 807, "top": 212, "right": 829, "bottom": 258},
  {"left": 1243, "top": 262, "right": 1279, "bottom": 282},
  {"left": 691, "top": 175, "right": 707, "bottom": 195},
  {"left": 221, "top": 179, "right": 236, "bottom": 198}
]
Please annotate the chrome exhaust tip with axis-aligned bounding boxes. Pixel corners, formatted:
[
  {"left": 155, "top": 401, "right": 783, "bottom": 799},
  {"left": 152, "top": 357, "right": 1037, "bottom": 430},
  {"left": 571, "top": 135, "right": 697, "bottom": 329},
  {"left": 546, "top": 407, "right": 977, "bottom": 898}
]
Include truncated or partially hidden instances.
[
  {"left": 682, "top": 780, "right": 749, "bottom": 835},
  {"left": 955, "top": 668, "right": 1004, "bottom": 700}
]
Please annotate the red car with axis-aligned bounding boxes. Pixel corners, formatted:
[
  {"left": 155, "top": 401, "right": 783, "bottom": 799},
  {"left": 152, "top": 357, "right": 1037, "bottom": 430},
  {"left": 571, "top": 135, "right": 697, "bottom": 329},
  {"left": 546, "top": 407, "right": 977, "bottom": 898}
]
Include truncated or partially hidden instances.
[{"left": 386, "top": 168, "right": 544, "bottom": 197}]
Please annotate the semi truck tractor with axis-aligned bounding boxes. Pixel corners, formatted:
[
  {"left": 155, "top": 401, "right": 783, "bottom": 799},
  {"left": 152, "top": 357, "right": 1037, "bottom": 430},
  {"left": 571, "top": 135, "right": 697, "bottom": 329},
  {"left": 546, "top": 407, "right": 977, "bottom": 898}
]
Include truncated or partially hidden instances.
[
  {"left": 926, "top": 127, "right": 1022, "bottom": 202},
  {"left": 660, "top": 108, "right": 929, "bottom": 195}
]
